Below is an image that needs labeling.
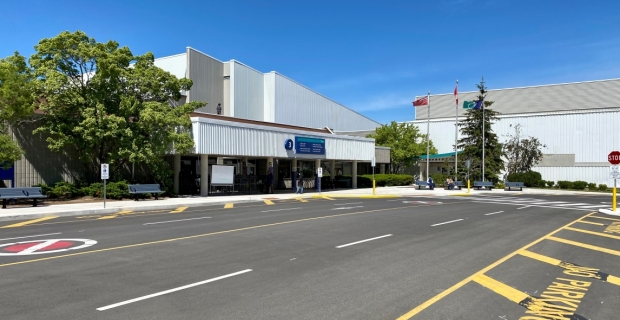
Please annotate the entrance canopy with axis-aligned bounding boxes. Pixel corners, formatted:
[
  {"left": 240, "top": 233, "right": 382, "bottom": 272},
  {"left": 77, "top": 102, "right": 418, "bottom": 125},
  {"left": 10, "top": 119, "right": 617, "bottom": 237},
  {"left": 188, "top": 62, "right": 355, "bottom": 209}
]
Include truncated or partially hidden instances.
[{"left": 190, "top": 112, "right": 375, "bottom": 161}]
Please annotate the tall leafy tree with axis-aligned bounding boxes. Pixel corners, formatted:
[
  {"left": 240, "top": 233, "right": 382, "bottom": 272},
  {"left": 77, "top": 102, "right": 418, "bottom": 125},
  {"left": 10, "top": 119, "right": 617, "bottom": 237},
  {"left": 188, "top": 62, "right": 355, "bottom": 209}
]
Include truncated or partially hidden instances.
[
  {"left": 457, "top": 78, "right": 504, "bottom": 182},
  {"left": 30, "top": 31, "right": 205, "bottom": 184},
  {"left": 503, "top": 123, "right": 546, "bottom": 175},
  {"left": 0, "top": 52, "right": 36, "bottom": 169},
  {"left": 367, "top": 121, "right": 437, "bottom": 173}
]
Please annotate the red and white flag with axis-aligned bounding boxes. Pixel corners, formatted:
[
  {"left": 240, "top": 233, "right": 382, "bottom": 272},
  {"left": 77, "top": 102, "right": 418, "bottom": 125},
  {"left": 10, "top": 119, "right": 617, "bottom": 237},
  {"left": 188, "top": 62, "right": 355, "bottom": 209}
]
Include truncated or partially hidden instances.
[
  {"left": 412, "top": 96, "right": 428, "bottom": 107},
  {"left": 454, "top": 84, "right": 458, "bottom": 105}
]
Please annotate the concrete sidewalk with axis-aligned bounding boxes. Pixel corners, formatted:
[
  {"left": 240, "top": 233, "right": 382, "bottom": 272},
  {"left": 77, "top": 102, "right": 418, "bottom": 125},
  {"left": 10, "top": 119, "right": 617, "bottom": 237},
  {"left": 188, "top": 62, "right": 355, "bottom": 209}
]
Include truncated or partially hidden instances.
[{"left": 0, "top": 186, "right": 616, "bottom": 222}]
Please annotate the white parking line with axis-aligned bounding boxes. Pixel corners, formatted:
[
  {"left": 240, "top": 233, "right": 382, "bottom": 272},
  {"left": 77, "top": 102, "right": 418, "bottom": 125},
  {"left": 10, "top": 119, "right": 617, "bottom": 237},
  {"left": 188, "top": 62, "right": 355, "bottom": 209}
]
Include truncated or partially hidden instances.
[
  {"left": 97, "top": 269, "right": 253, "bottom": 311},
  {"left": 143, "top": 217, "right": 211, "bottom": 225},
  {"left": 516, "top": 206, "right": 530, "bottom": 210},
  {"left": 484, "top": 211, "right": 504, "bottom": 216},
  {"left": 336, "top": 234, "right": 392, "bottom": 248},
  {"left": 0, "top": 232, "right": 62, "bottom": 241},
  {"left": 334, "top": 202, "right": 363, "bottom": 206},
  {"left": 261, "top": 208, "right": 302, "bottom": 213},
  {"left": 431, "top": 219, "right": 464, "bottom": 227}
]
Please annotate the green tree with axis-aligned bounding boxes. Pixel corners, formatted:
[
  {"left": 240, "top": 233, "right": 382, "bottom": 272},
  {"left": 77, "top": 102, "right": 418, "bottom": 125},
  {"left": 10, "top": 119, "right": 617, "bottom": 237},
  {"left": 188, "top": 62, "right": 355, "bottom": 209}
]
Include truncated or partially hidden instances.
[
  {"left": 0, "top": 52, "right": 36, "bottom": 169},
  {"left": 367, "top": 121, "right": 437, "bottom": 173},
  {"left": 457, "top": 78, "right": 504, "bottom": 182},
  {"left": 29, "top": 31, "right": 205, "bottom": 185},
  {"left": 503, "top": 123, "right": 546, "bottom": 175}
]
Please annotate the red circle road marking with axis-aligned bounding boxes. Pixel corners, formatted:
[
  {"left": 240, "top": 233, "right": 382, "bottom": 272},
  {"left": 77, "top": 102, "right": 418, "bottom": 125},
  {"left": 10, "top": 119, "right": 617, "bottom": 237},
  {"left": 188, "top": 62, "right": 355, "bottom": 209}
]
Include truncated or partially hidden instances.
[{"left": 2, "top": 241, "right": 74, "bottom": 253}]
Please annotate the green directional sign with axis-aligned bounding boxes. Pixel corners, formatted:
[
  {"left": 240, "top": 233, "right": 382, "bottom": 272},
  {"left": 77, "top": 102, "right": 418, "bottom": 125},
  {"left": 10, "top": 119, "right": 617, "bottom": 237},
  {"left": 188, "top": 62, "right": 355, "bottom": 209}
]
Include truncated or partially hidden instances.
[{"left": 463, "top": 101, "right": 475, "bottom": 109}]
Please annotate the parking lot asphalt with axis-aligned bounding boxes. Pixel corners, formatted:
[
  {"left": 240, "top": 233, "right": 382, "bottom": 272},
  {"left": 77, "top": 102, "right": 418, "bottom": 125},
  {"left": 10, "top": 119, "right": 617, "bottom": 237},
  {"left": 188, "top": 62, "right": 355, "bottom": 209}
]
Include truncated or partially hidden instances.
[{"left": 0, "top": 195, "right": 618, "bottom": 319}]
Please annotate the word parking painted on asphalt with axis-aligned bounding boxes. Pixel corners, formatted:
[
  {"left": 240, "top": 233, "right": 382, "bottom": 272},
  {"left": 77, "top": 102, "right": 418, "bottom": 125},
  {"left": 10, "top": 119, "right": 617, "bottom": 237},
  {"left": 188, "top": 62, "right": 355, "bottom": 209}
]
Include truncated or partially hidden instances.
[{"left": 0, "top": 239, "right": 97, "bottom": 256}]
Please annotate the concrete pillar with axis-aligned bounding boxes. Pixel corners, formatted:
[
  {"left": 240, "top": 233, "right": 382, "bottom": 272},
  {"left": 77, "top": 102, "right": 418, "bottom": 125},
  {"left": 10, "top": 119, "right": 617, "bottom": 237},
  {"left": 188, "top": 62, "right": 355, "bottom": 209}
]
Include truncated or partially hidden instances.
[
  {"left": 352, "top": 160, "right": 358, "bottom": 189},
  {"left": 173, "top": 154, "right": 181, "bottom": 194},
  {"left": 315, "top": 159, "right": 321, "bottom": 191},
  {"left": 330, "top": 160, "right": 336, "bottom": 177},
  {"left": 200, "top": 154, "right": 209, "bottom": 196},
  {"left": 292, "top": 159, "right": 298, "bottom": 191},
  {"left": 217, "top": 157, "right": 224, "bottom": 165}
]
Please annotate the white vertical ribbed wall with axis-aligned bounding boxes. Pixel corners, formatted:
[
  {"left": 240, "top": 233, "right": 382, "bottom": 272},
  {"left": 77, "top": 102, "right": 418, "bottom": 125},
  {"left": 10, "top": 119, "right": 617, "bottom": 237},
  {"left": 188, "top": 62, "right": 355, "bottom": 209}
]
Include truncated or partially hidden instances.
[
  {"left": 230, "top": 61, "right": 264, "bottom": 121},
  {"left": 273, "top": 73, "right": 380, "bottom": 131},
  {"left": 263, "top": 72, "right": 276, "bottom": 122},
  {"left": 409, "top": 109, "right": 620, "bottom": 185}
]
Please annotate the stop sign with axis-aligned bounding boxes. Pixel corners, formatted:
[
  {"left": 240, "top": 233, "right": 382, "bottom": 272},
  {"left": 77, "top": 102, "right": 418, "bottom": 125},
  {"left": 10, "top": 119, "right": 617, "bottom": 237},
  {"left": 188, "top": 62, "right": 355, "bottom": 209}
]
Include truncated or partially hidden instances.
[{"left": 609, "top": 151, "right": 620, "bottom": 165}]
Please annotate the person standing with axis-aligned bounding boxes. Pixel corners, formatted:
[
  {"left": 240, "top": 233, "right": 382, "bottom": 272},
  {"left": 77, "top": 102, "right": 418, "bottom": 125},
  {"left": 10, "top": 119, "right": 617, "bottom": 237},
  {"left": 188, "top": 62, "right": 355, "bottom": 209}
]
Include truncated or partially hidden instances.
[
  {"left": 296, "top": 172, "right": 304, "bottom": 194},
  {"left": 216, "top": 103, "right": 222, "bottom": 115}
]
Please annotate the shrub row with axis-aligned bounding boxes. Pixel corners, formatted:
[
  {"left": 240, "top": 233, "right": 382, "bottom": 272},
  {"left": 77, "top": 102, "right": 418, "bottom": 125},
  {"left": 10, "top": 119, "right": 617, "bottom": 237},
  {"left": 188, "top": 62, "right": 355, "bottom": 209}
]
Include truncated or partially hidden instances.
[
  {"left": 555, "top": 180, "right": 608, "bottom": 191},
  {"left": 506, "top": 171, "right": 542, "bottom": 187},
  {"left": 34, "top": 181, "right": 133, "bottom": 200}
]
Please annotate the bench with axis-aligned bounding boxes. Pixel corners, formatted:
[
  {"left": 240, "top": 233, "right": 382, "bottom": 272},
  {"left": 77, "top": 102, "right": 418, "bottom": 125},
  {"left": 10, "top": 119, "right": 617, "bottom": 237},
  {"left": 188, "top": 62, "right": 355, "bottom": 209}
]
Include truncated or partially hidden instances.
[
  {"left": 473, "top": 181, "right": 494, "bottom": 190},
  {"left": 505, "top": 181, "right": 524, "bottom": 191},
  {"left": 415, "top": 180, "right": 431, "bottom": 190},
  {"left": 128, "top": 184, "right": 164, "bottom": 201},
  {"left": 0, "top": 187, "right": 47, "bottom": 209},
  {"left": 444, "top": 181, "right": 464, "bottom": 190}
]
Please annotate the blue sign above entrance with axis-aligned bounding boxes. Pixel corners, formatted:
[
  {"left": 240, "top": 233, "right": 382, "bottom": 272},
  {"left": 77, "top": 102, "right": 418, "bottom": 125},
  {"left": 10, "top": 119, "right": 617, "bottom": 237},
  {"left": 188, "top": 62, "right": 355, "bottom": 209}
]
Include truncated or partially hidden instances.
[
  {"left": 295, "top": 137, "right": 325, "bottom": 155},
  {"left": 284, "top": 139, "right": 294, "bottom": 150}
]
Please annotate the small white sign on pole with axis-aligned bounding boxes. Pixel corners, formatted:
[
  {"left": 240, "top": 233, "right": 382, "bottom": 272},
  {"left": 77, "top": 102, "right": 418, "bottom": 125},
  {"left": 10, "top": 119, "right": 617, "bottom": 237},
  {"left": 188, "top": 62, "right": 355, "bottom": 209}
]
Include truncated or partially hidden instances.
[
  {"left": 101, "top": 163, "right": 109, "bottom": 180},
  {"left": 611, "top": 165, "right": 620, "bottom": 179},
  {"left": 317, "top": 167, "right": 323, "bottom": 177},
  {"left": 372, "top": 157, "right": 376, "bottom": 167}
]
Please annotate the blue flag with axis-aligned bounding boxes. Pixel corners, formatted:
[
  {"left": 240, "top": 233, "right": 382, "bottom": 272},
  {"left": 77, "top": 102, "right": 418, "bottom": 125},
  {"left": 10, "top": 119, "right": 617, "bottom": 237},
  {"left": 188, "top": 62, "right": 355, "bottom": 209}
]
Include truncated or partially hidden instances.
[{"left": 473, "top": 100, "right": 483, "bottom": 110}]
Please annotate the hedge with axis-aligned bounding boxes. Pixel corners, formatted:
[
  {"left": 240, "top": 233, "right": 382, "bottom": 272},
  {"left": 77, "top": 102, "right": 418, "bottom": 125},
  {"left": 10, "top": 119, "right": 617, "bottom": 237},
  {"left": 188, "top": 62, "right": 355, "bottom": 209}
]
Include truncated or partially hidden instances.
[
  {"left": 34, "top": 180, "right": 132, "bottom": 200},
  {"left": 506, "top": 171, "right": 543, "bottom": 187}
]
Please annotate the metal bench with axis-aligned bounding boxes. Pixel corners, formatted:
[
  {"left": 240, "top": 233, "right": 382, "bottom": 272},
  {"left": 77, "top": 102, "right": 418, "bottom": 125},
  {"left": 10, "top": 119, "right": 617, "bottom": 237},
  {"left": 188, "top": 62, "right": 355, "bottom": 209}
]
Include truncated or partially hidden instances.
[
  {"left": 0, "top": 187, "right": 47, "bottom": 209},
  {"left": 444, "top": 181, "right": 464, "bottom": 190},
  {"left": 128, "top": 184, "right": 164, "bottom": 201},
  {"left": 415, "top": 180, "right": 431, "bottom": 190},
  {"left": 473, "top": 181, "right": 494, "bottom": 190},
  {"left": 505, "top": 181, "right": 524, "bottom": 191}
]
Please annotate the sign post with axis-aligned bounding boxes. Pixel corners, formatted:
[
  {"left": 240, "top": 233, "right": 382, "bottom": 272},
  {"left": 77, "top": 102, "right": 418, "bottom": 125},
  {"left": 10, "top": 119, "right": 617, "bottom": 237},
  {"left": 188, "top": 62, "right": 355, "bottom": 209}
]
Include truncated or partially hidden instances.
[
  {"left": 608, "top": 151, "right": 620, "bottom": 212},
  {"left": 101, "top": 163, "right": 109, "bottom": 208},
  {"left": 372, "top": 157, "right": 376, "bottom": 196},
  {"left": 465, "top": 160, "right": 471, "bottom": 194},
  {"left": 317, "top": 167, "right": 323, "bottom": 194}
]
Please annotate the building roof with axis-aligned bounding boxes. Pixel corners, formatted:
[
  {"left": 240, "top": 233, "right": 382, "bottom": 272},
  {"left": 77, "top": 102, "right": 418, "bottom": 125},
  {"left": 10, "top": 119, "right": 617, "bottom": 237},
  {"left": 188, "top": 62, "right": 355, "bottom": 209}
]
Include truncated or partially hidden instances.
[
  {"left": 415, "top": 78, "right": 620, "bottom": 120},
  {"left": 418, "top": 151, "right": 462, "bottom": 160}
]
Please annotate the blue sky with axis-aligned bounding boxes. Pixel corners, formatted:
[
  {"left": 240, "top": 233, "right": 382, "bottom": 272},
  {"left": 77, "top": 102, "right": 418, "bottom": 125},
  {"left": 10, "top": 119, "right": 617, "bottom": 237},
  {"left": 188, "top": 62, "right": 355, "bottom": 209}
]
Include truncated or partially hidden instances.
[{"left": 1, "top": 0, "right": 619, "bottom": 124}]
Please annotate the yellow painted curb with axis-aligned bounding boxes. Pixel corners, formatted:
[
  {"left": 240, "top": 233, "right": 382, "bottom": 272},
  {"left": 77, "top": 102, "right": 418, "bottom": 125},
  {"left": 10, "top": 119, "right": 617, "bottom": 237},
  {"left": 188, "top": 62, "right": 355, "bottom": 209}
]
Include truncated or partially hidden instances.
[
  {"left": 311, "top": 194, "right": 399, "bottom": 199},
  {"left": 449, "top": 193, "right": 471, "bottom": 197}
]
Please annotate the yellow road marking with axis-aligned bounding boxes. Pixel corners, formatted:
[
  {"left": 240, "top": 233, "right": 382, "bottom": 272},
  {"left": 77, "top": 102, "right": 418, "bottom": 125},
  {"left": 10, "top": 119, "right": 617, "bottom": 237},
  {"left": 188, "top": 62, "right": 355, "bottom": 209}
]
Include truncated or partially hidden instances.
[
  {"left": 564, "top": 226, "right": 620, "bottom": 240},
  {"left": 472, "top": 274, "right": 529, "bottom": 303},
  {"left": 519, "top": 249, "right": 561, "bottom": 265},
  {"left": 224, "top": 203, "right": 234, "bottom": 209},
  {"left": 264, "top": 200, "right": 274, "bottom": 205},
  {"left": 604, "top": 222, "right": 620, "bottom": 234},
  {"left": 169, "top": 206, "right": 188, "bottom": 213},
  {"left": 577, "top": 220, "right": 604, "bottom": 226},
  {"left": 396, "top": 211, "right": 595, "bottom": 320},
  {"left": 0, "top": 216, "right": 58, "bottom": 228},
  {"left": 98, "top": 210, "right": 133, "bottom": 220},
  {"left": 548, "top": 236, "right": 620, "bottom": 257},
  {"left": 322, "top": 196, "right": 334, "bottom": 200},
  {"left": 0, "top": 203, "right": 441, "bottom": 269},
  {"left": 295, "top": 197, "right": 308, "bottom": 203},
  {"left": 589, "top": 215, "right": 620, "bottom": 222}
]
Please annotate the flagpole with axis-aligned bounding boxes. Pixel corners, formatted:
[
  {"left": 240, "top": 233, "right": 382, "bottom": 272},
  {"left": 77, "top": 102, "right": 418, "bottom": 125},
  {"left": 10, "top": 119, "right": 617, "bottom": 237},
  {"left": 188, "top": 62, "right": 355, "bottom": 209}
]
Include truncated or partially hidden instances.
[
  {"left": 455, "top": 79, "right": 458, "bottom": 181},
  {"left": 426, "top": 91, "right": 430, "bottom": 181},
  {"left": 482, "top": 102, "right": 485, "bottom": 182}
]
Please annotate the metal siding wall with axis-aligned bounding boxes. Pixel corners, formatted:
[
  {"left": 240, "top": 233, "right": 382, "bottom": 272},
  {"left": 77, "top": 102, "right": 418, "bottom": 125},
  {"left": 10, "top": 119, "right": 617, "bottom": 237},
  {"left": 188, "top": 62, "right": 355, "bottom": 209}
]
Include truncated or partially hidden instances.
[
  {"left": 263, "top": 72, "right": 276, "bottom": 122},
  {"left": 11, "top": 122, "right": 82, "bottom": 187},
  {"left": 191, "top": 119, "right": 374, "bottom": 160},
  {"left": 153, "top": 54, "right": 187, "bottom": 79},
  {"left": 417, "top": 79, "right": 620, "bottom": 119},
  {"left": 187, "top": 48, "right": 224, "bottom": 114},
  {"left": 232, "top": 61, "right": 264, "bottom": 121},
  {"left": 273, "top": 74, "right": 380, "bottom": 131}
]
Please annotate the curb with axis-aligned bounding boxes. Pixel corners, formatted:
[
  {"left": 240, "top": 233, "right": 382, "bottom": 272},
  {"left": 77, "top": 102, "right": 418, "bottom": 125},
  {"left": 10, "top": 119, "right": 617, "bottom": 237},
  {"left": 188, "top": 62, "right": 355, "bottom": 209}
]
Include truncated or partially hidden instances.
[
  {"left": 599, "top": 208, "right": 620, "bottom": 216},
  {"left": 311, "top": 194, "right": 399, "bottom": 199},
  {"left": 449, "top": 193, "right": 471, "bottom": 197}
]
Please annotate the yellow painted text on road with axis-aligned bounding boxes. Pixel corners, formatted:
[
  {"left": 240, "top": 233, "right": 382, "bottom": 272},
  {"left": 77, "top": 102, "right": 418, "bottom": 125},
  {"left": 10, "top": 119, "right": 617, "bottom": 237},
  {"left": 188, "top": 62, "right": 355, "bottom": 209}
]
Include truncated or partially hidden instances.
[
  {"left": 264, "top": 200, "right": 274, "bottom": 205},
  {"left": 170, "top": 206, "right": 188, "bottom": 213},
  {"left": 604, "top": 222, "right": 620, "bottom": 234},
  {"left": 224, "top": 203, "right": 234, "bottom": 209}
]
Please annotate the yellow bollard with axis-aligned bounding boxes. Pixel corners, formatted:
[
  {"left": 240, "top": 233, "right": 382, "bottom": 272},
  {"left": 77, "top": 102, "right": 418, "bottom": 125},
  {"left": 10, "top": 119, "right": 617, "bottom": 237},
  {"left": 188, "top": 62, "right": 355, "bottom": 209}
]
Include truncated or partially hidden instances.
[
  {"left": 373, "top": 180, "right": 376, "bottom": 196},
  {"left": 467, "top": 180, "right": 471, "bottom": 194},
  {"left": 613, "top": 187, "right": 617, "bottom": 212}
]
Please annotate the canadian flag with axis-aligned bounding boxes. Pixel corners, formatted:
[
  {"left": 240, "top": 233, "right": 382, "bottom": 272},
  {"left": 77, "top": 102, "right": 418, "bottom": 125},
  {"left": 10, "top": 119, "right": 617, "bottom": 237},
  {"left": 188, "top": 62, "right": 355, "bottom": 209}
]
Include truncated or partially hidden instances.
[{"left": 454, "top": 84, "right": 458, "bottom": 105}]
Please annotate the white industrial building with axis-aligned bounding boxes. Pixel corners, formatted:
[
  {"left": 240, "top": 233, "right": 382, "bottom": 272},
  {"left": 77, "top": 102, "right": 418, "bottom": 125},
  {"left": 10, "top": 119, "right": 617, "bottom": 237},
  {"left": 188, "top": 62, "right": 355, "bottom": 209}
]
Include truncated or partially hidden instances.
[
  {"left": 409, "top": 78, "right": 620, "bottom": 185},
  {"left": 8, "top": 47, "right": 388, "bottom": 194}
]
